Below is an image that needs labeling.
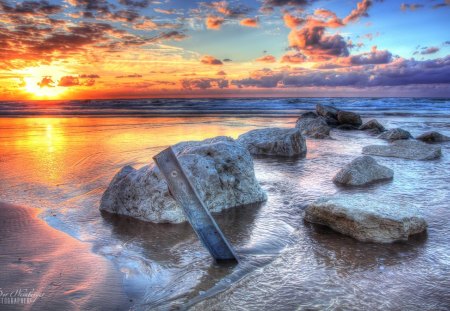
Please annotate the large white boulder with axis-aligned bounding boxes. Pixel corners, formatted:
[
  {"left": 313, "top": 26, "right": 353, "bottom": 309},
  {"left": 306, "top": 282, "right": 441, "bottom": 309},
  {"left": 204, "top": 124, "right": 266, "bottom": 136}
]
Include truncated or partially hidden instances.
[
  {"left": 100, "top": 136, "right": 267, "bottom": 223},
  {"left": 304, "top": 194, "right": 427, "bottom": 243},
  {"left": 237, "top": 127, "right": 307, "bottom": 157}
]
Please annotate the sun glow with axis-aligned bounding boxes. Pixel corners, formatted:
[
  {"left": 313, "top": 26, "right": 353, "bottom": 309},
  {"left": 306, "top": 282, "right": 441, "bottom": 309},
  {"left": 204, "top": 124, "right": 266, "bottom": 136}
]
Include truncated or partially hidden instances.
[{"left": 19, "top": 65, "right": 70, "bottom": 99}]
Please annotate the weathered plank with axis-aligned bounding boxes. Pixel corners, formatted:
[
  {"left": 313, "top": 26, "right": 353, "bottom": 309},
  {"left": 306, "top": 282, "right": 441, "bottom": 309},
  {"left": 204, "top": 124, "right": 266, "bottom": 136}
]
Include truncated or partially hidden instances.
[{"left": 153, "top": 147, "right": 239, "bottom": 263}]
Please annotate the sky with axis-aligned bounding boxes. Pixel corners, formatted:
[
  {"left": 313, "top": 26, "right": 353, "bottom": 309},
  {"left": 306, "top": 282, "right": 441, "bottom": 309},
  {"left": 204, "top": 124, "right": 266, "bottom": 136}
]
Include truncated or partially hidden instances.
[{"left": 0, "top": 0, "right": 449, "bottom": 100}]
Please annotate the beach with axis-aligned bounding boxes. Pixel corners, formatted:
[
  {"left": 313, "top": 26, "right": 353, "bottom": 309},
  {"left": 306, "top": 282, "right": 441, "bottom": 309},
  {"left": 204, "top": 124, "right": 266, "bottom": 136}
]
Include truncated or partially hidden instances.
[
  {"left": 0, "top": 98, "right": 450, "bottom": 309},
  {"left": 0, "top": 202, "right": 131, "bottom": 310}
]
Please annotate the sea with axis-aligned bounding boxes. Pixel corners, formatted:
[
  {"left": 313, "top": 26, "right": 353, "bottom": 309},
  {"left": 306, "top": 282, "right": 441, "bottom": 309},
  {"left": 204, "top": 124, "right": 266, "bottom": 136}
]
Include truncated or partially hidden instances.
[{"left": 0, "top": 97, "right": 449, "bottom": 310}]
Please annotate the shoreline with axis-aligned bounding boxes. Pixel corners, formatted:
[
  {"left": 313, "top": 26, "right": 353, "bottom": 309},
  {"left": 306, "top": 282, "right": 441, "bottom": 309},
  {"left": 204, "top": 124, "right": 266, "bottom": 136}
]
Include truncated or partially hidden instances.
[{"left": 0, "top": 202, "right": 131, "bottom": 310}]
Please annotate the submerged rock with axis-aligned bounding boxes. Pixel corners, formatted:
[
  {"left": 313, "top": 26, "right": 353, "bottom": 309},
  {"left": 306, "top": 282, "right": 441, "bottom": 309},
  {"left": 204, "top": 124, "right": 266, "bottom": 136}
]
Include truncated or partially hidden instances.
[
  {"left": 378, "top": 128, "right": 412, "bottom": 140},
  {"left": 237, "top": 127, "right": 307, "bottom": 157},
  {"left": 362, "top": 140, "right": 442, "bottom": 160},
  {"left": 359, "top": 119, "right": 386, "bottom": 134},
  {"left": 333, "top": 156, "right": 393, "bottom": 186},
  {"left": 337, "top": 111, "right": 362, "bottom": 127},
  {"left": 100, "top": 136, "right": 267, "bottom": 223},
  {"left": 336, "top": 124, "right": 359, "bottom": 131},
  {"left": 304, "top": 194, "right": 427, "bottom": 243},
  {"left": 416, "top": 131, "right": 450, "bottom": 143},
  {"left": 295, "top": 115, "right": 331, "bottom": 139}
]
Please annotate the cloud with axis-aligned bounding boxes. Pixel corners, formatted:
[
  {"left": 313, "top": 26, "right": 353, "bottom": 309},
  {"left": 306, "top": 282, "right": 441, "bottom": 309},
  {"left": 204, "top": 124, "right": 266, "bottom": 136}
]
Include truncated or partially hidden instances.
[
  {"left": 349, "top": 46, "right": 392, "bottom": 65},
  {"left": 262, "top": 0, "right": 316, "bottom": 10},
  {"left": 58, "top": 76, "right": 80, "bottom": 86},
  {"left": 240, "top": 17, "right": 259, "bottom": 27},
  {"left": 432, "top": 1, "right": 450, "bottom": 9},
  {"left": 281, "top": 52, "right": 307, "bottom": 63},
  {"left": 118, "top": 0, "right": 152, "bottom": 8},
  {"left": 283, "top": 13, "right": 304, "bottom": 28},
  {"left": 203, "top": 1, "right": 250, "bottom": 18},
  {"left": 205, "top": 16, "right": 225, "bottom": 29},
  {"left": 217, "top": 70, "right": 227, "bottom": 76},
  {"left": 79, "top": 74, "right": 100, "bottom": 78},
  {"left": 421, "top": 47, "right": 439, "bottom": 55},
  {"left": 115, "top": 74, "right": 143, "bottom": 78},
  {"left": 201, "top": 55, "right": 223, "bottom": 65},
  {"left": 37, "top": 76, "right": 55, "bottom": 88},
  {"left": 342, "top": 0, "right": 372, "bottom": 24},
  {"left": 400, "top": 3, "right": 424, "bottom": 11},
  {"left": 256, "top": 55, "right": 277, "bottom": 63},
  {"left": 232, "top": 56, "right": 450, "bottom": 88},
  {"left": 288, "top": 26, "right": 349, "bottom": 60},
  {"left": 223, "top": 58, "right": 233, "bottom": 62},
  {"left": 58, "top": 75, "right": 96, "bottom": 86},
  {"left": 181, "top": 78, "right": 229, "bottom": 89},
  {"left": 284, "top": 0, "right": 373, "bottom": 61},
  {"left": 0, "top": 0, "right": 63, "bottom": 15}
]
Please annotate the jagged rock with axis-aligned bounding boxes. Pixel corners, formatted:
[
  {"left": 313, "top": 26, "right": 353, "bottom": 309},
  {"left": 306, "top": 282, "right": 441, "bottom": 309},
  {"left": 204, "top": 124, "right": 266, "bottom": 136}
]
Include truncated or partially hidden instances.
[
  {"left": 304, "top": 194, "right": 427, "bottom": 243},
  {"left": 100, "top": 136, "right": 267, "bottom": 223},
  {"left": 378, "top": 128, "right": 412, "bottom": 140},
  {"left": 333, "top": 156, "right": 393, "bottom": 186},
  {"left": 295, "top": 115, "right": 331, "bottom": 139},
  {"left": 416, "top": 131, "right": 450, "bottom": 143},
  {"left": 362, "top": 140, "right": 441, "bottom": 160},
  {"left": 359, "top": 119, "right": 386, "bottom": 134},
  {"left": 337, "top": 111, "right": 362, "bottom": 127},
  {"left": 237, "top": 127, "right": 307, "bottom": 157}
]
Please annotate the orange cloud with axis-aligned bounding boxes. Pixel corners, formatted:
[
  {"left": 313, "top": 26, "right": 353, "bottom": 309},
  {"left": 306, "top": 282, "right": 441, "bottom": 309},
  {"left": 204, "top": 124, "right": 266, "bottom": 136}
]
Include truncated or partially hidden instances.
[
  {"left": 240, "top": 17, "right": 259, "bottom": 27},
  {"left": 201, "top": 55, "right": 223, "bottom": 65},
  {"left": 281, "top": 52, "right": 306, "bottom": 63},
  {"left": 256, "top": 55, "right": 277, "bottom": 63},
  {"left": 206, "top": 16, "right": 225, "bottom": 29}
]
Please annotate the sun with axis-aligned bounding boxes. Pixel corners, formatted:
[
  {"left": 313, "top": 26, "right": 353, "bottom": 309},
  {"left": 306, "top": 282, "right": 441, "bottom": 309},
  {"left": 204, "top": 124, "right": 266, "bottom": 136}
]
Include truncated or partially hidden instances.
[{"left": 18, "top": 65, "right": 70, "bottom": 100}]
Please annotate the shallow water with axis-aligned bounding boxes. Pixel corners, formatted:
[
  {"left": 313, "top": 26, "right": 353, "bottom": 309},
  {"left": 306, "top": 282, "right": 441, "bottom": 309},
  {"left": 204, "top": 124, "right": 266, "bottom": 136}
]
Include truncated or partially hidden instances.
[{"left": 0, "top": 98, "right": 449, "bottom": 310}]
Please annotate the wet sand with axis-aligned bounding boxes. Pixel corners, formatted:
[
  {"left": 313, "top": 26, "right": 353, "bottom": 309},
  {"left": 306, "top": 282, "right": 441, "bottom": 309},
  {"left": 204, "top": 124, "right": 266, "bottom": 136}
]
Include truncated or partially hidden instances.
[{"left": 0, "top": 202, "right": 131, "bottom": 310}]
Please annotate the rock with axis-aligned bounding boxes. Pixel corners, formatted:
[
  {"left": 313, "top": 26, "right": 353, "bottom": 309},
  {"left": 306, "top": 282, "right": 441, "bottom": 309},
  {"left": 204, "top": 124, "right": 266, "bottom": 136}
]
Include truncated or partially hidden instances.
[
  {"left": 333, "top": 156, "right": 393, "bottom": 186},
  {"left": 377, "top": 128, "right": 412, "bottom": 140},
  {"left": 295, "top": 116, "right": 331, "bottom": 139},
  {"left": 316, "top": 104, "right": 340, "bottom": 127},
  {"left": 237, "top": 127, "right": 307, "bottom": 157},
  {"left": 337, "top": 111, "right": 362, "bottom": 126},
  {"left": 336, "top": 124, "right": 359, "bottom": 131},
  {"left": 100, "top": 136, "right": 267, "bottom": 223},
  {"left": 316, "top": 103, "right": 339, "bottom": 119},
  {"left": 304, "top": 194, "right": 427, "bottom": 243},
  {"left": 362, "top": 140, "right": 441, "bottom": 160},
  {"left": 359, "top": 119, "right": 386, "bottom": 134},
  {"left": 416, "top": 131, "right": 450, "bottom": 143},
  {"left": 299, "top": 111, "right": 318, "bottom": 119}
]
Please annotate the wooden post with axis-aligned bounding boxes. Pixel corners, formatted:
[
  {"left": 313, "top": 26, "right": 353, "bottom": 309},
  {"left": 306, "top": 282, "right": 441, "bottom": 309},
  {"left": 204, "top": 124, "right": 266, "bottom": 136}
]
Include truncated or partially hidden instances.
[{"left": 153, "top": 147, "right": 239, "bottom": 263}]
